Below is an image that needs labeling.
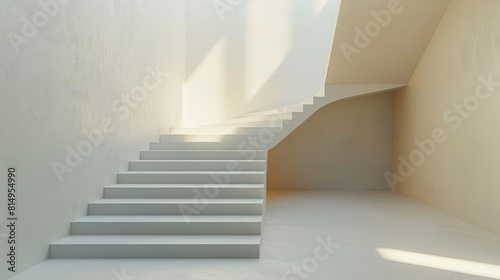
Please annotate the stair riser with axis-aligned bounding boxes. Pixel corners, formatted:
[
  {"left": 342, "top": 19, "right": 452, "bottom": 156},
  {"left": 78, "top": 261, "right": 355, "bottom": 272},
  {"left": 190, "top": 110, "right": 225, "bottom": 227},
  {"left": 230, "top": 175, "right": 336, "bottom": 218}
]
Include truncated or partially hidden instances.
[
  {"left": 117, "top": 173, "right": 265, "bottom": 184},
  {"left": 104, "top": 188, "right": 264, "bottom": 199},
  {"left": 160, "top": 134, "right": 254, "bottom": 143},
  {"left": 50, "top": 244, "right": 259, "bottom": 258},
  {"left": 150, "top": 142, "right": 267, "bottom": 150},
  {"left": 227, "top": 113, "right": 293, "bottom": 123},
  {"left": 71, "top": 222, "right": 261, "bottom": 235},
  {"left": 243, "top": 104, "right": 304, "bottom": 117},
  {"left": 129, "top": 161, "right": 266, "bottom": 171},
  {"left": 88, "top": 204, "right": 262, "bottom": 215},
  {"left": 205, "top": 121, "right": 283, "bottom": 128},
  {"left": 170, "top": 127, "right": 269, "bottom": 135},
  {"left": 140, "top": 151, "right": 267, "bottom": 160}
]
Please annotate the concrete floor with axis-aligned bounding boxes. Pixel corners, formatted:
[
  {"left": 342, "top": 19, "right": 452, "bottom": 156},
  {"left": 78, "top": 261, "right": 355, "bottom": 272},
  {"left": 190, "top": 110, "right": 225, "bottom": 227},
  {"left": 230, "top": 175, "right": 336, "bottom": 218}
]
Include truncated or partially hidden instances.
[{"left": 10, "top": 190, "right": 500, "bottom": 280}]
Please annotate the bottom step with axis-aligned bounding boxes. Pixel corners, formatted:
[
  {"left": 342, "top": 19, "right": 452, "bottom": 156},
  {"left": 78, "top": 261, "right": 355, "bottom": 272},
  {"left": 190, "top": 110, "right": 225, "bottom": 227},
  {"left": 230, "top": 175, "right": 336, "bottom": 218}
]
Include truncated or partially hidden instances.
[{"left": 50, "top": 235, "right": 260, "bottom": 258}]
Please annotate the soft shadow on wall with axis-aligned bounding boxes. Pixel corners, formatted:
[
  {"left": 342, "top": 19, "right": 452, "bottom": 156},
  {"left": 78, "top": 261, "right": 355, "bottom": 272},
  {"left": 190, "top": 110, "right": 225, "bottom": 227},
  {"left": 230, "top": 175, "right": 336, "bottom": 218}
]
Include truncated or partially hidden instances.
[{"left": 267, "top": 92, "right": 393, "bottom": 190}]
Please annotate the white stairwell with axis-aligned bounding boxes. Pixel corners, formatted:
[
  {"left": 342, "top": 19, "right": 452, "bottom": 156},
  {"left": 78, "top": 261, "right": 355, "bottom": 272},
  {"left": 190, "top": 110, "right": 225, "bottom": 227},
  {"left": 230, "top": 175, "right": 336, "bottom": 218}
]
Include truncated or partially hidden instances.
[{"left": 49, "top": 84, "right": 405, "bottom": 259}]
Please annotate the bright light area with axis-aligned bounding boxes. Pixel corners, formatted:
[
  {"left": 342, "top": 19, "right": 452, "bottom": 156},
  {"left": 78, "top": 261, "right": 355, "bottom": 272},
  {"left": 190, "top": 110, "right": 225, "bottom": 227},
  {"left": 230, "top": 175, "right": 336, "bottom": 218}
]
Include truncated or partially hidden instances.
[
  {"left": 377, "top": 248, "right": 500, "bottom": 279},
  {"left": 183, "top": 38, "right": 227, "bottom": 127},
  {"left": 244, "top": 1, "right": 292, "bottom": 104},
  {"left": 312, "top": 0, "right": 330, "bottom": 16}
]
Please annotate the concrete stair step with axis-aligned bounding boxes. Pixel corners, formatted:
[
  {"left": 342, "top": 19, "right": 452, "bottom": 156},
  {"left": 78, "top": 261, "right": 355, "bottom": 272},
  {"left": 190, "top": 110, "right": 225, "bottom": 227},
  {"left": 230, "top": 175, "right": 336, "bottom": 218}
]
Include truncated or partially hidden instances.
[
  {"left": 150, "top": 142, "right": 267, "bottom": 150},
  {"left": 160, "top": 134, "right": 254, "bottom": 143},
  {"left": 202, "top": 120, "right": 283, "bottom": 128},
  {"left": 140, "top": 150, "right": 267, "bottom": 160},
  {"left": 104, "top": 184, "right": 264, "bottom": 199},
  {"left": 117, "top": 171, "right": 266, "bottom": 184},
  {"left": 50, "top": 235, "right": 261, "bottom": 258},
  {"left": 129, "top": 160, "right": 266, "bottom": 171},
  {"left": 71, "top": 215, "right": 262, "bottom": 235},
  {"left": 170, "top": 127, "right": 274, "bottom": 135},
  {"left": 243, "top": 104, "right": 305, "bottom": 118},
  {"left": 226, "top": 113, "right": 293, "bottom": 123},
  {"left": 88, "top": 198, "right": 263, "bottom": 215}
]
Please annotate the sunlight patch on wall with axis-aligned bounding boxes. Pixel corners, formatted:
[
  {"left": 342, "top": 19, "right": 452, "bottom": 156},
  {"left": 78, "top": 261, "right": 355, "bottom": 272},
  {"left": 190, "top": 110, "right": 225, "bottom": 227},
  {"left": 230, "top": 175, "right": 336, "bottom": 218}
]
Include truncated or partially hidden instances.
[
  {"left": 312, "top": 0, "right": 330, "bottom": 17},
  {"left": 244, "top": 0, "right": 292, "bottom": 105},
  {"left": 183, "top": 38, "right": 227, "bottom": 127}
]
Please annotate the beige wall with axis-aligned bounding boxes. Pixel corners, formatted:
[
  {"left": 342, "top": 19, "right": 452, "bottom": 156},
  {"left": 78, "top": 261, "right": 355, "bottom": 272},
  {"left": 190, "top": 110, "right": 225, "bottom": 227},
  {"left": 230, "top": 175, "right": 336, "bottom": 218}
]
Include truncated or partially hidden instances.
[
  {"left": 392, "top": 0, "right": 500, "bottom": 235},
  {"left": 268, "top": 92, "right": 393, "bottom": 190},
  {"left": 326, "top": 0, "right": 450, "bottom": 84}
]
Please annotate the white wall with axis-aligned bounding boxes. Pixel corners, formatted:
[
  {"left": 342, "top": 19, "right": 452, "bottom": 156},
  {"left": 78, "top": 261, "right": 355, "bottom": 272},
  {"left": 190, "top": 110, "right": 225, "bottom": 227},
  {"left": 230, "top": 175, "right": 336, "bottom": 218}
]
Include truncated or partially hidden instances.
[
  {"left": 268, "top": 92, "right": 393, "bottom": 190},
  {"left": 0, "top": 0, "right": 185, "bottom": 277},
  {"left": 393, "top": 0, "right": 500, "bottom": 235},
  {"left": 183, "top": 0, "right": 341, "bottom": 127},
  {"left": 326, "top": 0, "right": 450, "bottom": 84}
]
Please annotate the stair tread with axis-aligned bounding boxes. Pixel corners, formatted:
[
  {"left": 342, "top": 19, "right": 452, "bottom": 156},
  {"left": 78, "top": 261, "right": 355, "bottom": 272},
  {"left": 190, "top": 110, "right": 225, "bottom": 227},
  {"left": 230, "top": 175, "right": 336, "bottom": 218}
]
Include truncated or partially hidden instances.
[
  {"left": 90, "top": 198, "right": 264, "bottom": 204},
  {"left": 159, "top": 134, "right": 261, "bottom": 143},
  {"left": 151, "top": 142, "right": 263, "bottom": 144},
  {"left": 106, "top": 184, "right": 264, "bottom": 189},
  {"left": 243, "top": 104, "right": 304, "bottom": 117},
  {"left": 118, "top": 171, "right": 266, "bottom": 175},
  {"left": 142, "top": 150, "right": 267, "bottom": 152},
  {"left": 171, "top": 127, "right": 269, "bottom": 130},
  {"left": 169, "top": 127, "right": 272, "bottom": 135},
  {"left": 107, "top": 184, "right": 264, "bottom": 189},
  {"left": 73, "top": 215, "right": 262, "bottom": 223},
  {"left": 201, "top": 122, "right": 282, "bottom": 128},
  {"left": 227, "top": 113, "right": 293, "bottom": 123},
  {"left": 130, "top": 160, "right": 266, "bottom": 162},
  {"left": 52, "top": 235, "right": 261, "bottom": 245},
  {"left": 160, "top": 134, "right": 254, "bottom": 137}
]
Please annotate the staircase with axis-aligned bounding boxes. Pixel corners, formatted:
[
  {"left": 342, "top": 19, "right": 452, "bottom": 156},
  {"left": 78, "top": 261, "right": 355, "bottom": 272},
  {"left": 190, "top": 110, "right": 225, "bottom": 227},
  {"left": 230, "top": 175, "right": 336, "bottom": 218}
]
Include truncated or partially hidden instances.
[
  {"left": 49, "top": 84, "right": 405, "bottom": 259},
  {"left": 50, "top": 137, "right": 266, "bottom": 258}
]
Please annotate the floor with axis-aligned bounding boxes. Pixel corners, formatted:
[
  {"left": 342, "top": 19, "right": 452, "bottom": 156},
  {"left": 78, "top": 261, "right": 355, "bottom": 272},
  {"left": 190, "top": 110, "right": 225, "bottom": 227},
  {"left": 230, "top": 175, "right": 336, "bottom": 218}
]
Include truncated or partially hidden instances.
[{"left": 10, "top": 190, "right": 500, "bottom": 280}]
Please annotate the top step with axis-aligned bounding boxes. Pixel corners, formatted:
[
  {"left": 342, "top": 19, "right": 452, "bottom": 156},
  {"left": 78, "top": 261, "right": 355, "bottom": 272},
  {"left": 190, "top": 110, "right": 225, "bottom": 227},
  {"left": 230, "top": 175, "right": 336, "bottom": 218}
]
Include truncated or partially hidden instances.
[
  {"left": 160, "top": 134, "right": 255, "bottom": 143},
  {"left": 170, "top": 127, "right": 281, "bottom": 135},
  {"left": 226, "top": 113, "right": 294, "bottom": 124},
  {"left": 202, "top": 120, "right": 284, "bottom": 128},
  {"left": 243, "top": 104, "right": 305, "bottom": 118}
]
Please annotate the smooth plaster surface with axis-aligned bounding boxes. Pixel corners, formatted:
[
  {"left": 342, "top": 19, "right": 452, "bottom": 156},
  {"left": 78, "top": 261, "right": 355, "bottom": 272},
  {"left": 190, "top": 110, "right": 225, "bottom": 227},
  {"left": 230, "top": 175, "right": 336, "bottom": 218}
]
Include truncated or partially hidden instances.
[
  {"left": 268, "top": 92, "right": 393, "bottom": 190},
  {"left": 0, "top": 0, "right": 185, "bottom": 277},
  {"left": 10, "top": 190, "right": 500, "bottom": 280},
  {"left": 326, "top": 0, "right": 450, "bottom": 84},
  {"left": 184, "top": 0, "right": 341, "bottom": 127},
  {"left": 392, "top": 0, "right": 500, "bottom": 235}
]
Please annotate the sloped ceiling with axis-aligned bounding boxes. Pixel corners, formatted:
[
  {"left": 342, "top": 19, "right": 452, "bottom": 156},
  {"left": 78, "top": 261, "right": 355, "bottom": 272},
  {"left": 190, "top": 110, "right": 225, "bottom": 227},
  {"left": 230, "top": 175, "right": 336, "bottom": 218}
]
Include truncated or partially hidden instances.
[{"left": 327, "top": 0, "right": 451, "bottom": 84}]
